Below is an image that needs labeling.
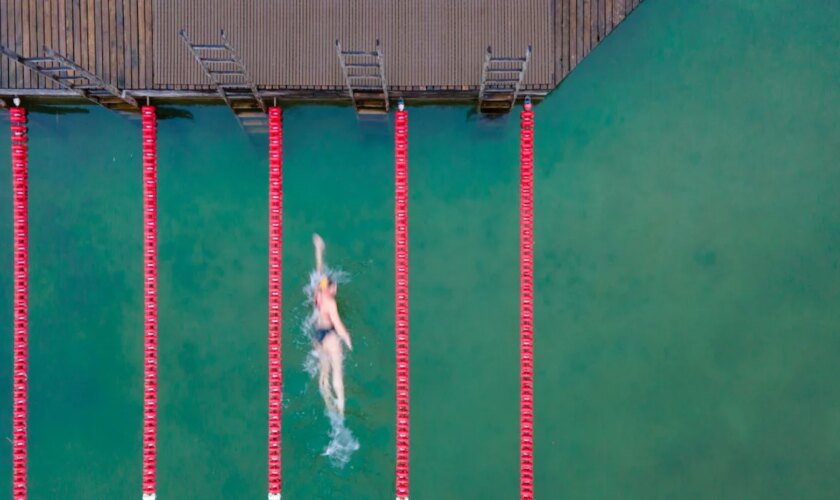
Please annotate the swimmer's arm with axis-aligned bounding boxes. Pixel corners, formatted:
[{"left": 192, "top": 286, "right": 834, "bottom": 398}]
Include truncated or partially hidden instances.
[
  {"left": 328, "top": 303, "right": 353, "bottom": 351},
  {"left": 313, "top": 234, "right": 325, "bottom": 273}
]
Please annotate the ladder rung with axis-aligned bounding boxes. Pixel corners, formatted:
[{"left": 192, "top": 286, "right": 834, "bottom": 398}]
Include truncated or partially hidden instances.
[
  {"left": 348, "top": 74, "right": 380, "bottom": 79},
  {"left": 485, "top": 78, "right": 520, "bottom": 83},
  {"left": 209, "top": 70, "right": 245, "bottom": 75},
  {"left": 25, "top": 57, "right": 55, "bottom": 63},
  {"left": 482, "top": 88, "right": 514, "bottom": 93},
  {"left": 489, "top": 57, "right": 527, "bottom": 62},
  {"left": 201, "top": 57, "right": 236, "bottom": 63},
  {"left": 57, "top": 75, "right": 88, "bottom": 81},
  {"left": 39, "top": 66, "right": 73, "bottom": 73},
  {"left": 342, "top": 51, "right": 377, "bottom": 56},
  {"left": 352, "top": 85, "right": 384, "bottom": 90},
  {"left": 486, "top": 68, "right": 520, "bottom": 73},
  {"left": 345, "top": 63, "right": 379, "bottom": 68},
  {"left": 192, "top": 44, "right": 227, "bottom": 50}
]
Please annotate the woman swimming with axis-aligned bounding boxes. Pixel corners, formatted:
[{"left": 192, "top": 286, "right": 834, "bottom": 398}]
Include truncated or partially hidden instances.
[{"left": 311, "top": 234, "right": 353, "bottom": 417}]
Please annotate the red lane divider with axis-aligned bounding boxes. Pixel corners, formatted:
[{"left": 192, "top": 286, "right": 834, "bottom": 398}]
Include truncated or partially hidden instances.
[
  {"left": 519, "top": 98, "right": 535, "bottom": 500},
  {"left": 267, "top": 107, "right": 283, "bottom": 500},
  {"left": 10, "top": 106, "right": 29, "bottom": 500},
  {"left": 394, "top": 102, "right": 410, "bottom": 500},
  {"left": 141, "top": 106, "right": 158, "bottom": 500}
]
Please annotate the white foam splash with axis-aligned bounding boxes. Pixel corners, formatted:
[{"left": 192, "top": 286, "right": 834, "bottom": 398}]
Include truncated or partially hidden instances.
[{"left": 322, "top": 410, "right": 360, "bottom": 468}]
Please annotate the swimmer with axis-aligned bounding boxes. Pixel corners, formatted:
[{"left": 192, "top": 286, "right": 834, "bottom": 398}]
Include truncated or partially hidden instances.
[{"left": 312, "top": 234, "right": 353, "bottom": 417}]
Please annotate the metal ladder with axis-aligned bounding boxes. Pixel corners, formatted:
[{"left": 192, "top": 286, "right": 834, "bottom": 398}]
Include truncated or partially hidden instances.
[
  {"left": 0, "top": 45, "right": 138, "bottom": 114},
  {"left": 179, "top": 29, "right": 267, "bottom": 133},
  {"left": 478, "top": 46, "right": 532, "bottom": 114},
  {"left": 336, "top": 40, "right": 389, "bottom": 114}
]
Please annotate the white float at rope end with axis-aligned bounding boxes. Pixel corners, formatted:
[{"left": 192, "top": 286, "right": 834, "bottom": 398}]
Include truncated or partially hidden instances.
[
  {"left": 142, "top": 493, "right": 156, "bottom": 500},
  {"left": 268, "top": 493, "right": 281, "bottom": 500},
  {"left": 13, "top": 97, "right": 21, "bottom": 107},
  {"left": 397, "top": 497, "right": 409, "bottom": 500},
  {"left": 398, "top": 99, "right": 405, "bottom": 112}
]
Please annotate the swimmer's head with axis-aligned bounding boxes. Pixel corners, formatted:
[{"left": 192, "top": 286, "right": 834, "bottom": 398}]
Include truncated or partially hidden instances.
[{"left": 318, "top": 276, "right": 337, "bottom": 295}]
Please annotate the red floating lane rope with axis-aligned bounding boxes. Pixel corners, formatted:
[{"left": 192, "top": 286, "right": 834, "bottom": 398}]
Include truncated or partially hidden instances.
[
  {"left": 10, "top": 106, "right": 29, "bottom": 500},
  {"left": 394, "top": 103, "right": 410, "bottom": 500},
  {"left": 141, "top": 106, "right": 158, "bottom": 500},
  {"left": 519, "top": 99, "right": 535, "bottom": 500},
  {"left": 267, "top": 107, "right": 283, "bottom": 500}
]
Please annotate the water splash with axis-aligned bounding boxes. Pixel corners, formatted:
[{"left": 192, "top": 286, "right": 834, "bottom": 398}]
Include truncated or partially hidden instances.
[{"left": 322, "top": 410, "right": 360, "bottom": 468}]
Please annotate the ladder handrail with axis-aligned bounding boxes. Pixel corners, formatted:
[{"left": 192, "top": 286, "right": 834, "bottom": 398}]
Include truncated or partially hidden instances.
[
  {"left": 375, "top": 39, "right": 389, "bottom": 111},
  {"left": 511, "top": 46, "right": 532, "bottom": 107},
  {"left": 221, "top": 30, "right": 265, "bottom": 112},
  {"left": 0, "top": 44, "right": 137, "bottom": 109}
]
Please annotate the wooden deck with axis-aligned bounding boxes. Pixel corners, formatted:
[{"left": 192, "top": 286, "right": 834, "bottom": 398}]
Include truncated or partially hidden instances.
[{"left": 0, "top": 0, "right": 644, "bottom": 98}]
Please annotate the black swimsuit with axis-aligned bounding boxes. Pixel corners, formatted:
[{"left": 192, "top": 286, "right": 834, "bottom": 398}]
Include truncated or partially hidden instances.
[{"left": 315, "top": 327, "right": 335, "bottom": 344}]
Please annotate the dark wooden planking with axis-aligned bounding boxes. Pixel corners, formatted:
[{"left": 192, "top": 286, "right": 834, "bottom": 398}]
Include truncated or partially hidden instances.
[
  {"left": 87, "top": 0, "right": 96, "bottom": 74},
  {"left": 64, "top": 0, "right": 73, "bottom": 70},
  {"left": 137, "top": 0, "right": 145, "bottom": 88},
  {"left": 2, "top": 0, "right": 11, "bottom": 86},
  {"left": 145, "top": 0, "right": 153, "bottom": 88},
  {"left": 93, "top": 0, "right": 102, "bottom": 76},
  {"left": 73, "top": 0, "right": 81, "bottom": 69},
  {"left": 81, "top": 0, "right": 89, "bottom": 70},
  {"left": 34, "top": 0, "right": 43, "bottom": 87},
  {"left": 15, "top": 0, "right": 23, "bottom": 87},
  {"left": 22, "top": 0, "right": 30, "bottom": 87},
  {"left": 130, "top": 0, "right": 138, "bottom": 88},
  {"left": 606, "top": 0, "right": 613, "bottom": 34},
  {"left": 615, "top": 0, "right": 625, "bottom": 25},
  {"left": 108, "top": 0, "right": 116, "bottom": 86},
  {"left": 122, "top": 0, "right": 130, "bottom": 87},
  {"left": 114, "top": 0, "right": 123, "bottom": 86}
]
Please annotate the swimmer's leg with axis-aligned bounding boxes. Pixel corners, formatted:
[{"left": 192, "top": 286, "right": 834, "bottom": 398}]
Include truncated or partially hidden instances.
[
  {"left": 317, "top": 347, "right": 337, "bottom": 414},
  {"left": 326, "top": 340, "right": 346, "bottom": 417}
]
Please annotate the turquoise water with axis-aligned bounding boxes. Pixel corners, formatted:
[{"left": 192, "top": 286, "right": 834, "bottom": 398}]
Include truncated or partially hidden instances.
[{"left": 2, "top": 0, "right": 839, "bottom": 498}]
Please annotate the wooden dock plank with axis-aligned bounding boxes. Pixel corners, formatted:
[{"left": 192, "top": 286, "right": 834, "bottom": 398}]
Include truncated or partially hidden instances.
[
  {"left": 87, "top": 0, "right": 96, "bottom": 74},
  {"left": 569, "top": 0, "right": 576, "bottom": 70},
  {"left": 115, "top": 0, "right": 124, "bottom": 86},
  {"left": 599, "top": 0, "right": 605, "bottom": 42},
  {"left": 22, "top": 0, "right": 31, "bottom": 87},
  {"left": 73, "top": 0, "right": 81, "bottom": 69},
  {"left": 145, "top": 0, "right": 152, "bottom": 88},
  {"left": 2, "top": 0, "right": 11, "bottom": 87},
  {"left": 93, "top": 0, "right": 103, "bottom": 77},
  {"left": 137, "top": 0, "right": 145, "bottom": 88},
  {"left": 128, "top": 0, "right": 137, "bottom": 88},
  {"left": 108, "top": 0, "right": 116, "bottom": 86},
  {"left": 81, "top": 0, "right": 89, "bottom": 70},
  {"left": 64, "top": 0, "right": 73, "bottom": 70}
]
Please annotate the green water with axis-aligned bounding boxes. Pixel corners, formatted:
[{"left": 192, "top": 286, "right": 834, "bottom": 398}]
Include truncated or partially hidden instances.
[{"left": 1, "top": 0, "right": 838, "bottom": 498}]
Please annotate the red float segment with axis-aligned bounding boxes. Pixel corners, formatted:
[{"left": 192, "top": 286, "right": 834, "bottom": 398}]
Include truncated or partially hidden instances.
[
  {"left": 10, "top": 106, "right": 29, "bottom": 500},
  {"left": 141, "top": 106, "right": 159, "bottom": 500},
  {"left": 519, "top": 99, "right": 535, "bottom": 500},
  {"left": 394, "top": 103, "right": 410, "bottom": 500},
  {"left": 267, "top": 107, "right": 283, "bottom": 500}
]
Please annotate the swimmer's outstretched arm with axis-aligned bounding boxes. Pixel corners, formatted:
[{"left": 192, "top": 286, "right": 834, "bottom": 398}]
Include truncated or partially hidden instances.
[
  {"left": 328, "top": 302, "right": 353, "bottom": 351},
  {"left": 313, "top": 233, "right": 325, "bottom": 274}
]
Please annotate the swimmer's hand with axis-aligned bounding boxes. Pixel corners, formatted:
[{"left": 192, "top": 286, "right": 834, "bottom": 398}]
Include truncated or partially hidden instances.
[{"left": 344, "top": 336, "right": 353, "bottom": 351}]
